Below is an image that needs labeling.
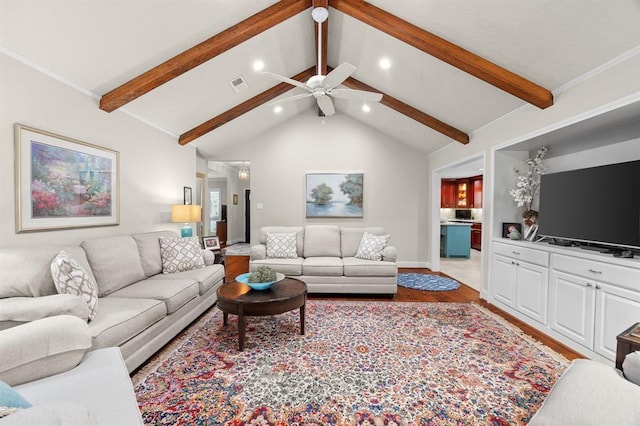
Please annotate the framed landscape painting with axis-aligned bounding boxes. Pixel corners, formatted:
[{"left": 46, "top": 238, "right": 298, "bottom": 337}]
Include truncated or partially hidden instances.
[
  {"left": 15, "top": 124, "right": 119, "bottom": 232},
  {"left": 306, "top": 173, "right": 363, "bottom": 218}
]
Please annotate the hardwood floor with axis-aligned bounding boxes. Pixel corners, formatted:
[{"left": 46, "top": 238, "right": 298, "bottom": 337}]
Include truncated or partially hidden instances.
[{"left": 223, "top": 255, "right": 583, "bottom": 361}]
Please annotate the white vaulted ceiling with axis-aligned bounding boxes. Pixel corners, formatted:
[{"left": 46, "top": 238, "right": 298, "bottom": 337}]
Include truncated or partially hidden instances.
[{"left": 1, "top": 0, "right": 639, "bottom": 158}]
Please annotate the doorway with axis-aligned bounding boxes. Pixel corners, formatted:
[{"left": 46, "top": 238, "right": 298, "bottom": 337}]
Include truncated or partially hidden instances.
[
  {"left": 244, "top": 189, "right": 251, "bottom": 243},
  {"left": 433, "top": 155, "right": 485, "bottom": 290}
]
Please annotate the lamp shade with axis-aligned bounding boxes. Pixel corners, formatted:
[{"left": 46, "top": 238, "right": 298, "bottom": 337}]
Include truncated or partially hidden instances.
[{"left": 171, "top": 205, "right": 201, "bottom": 223}]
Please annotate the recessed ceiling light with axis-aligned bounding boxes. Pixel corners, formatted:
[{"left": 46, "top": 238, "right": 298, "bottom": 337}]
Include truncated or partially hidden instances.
[
  {"left": 379, "top": 58, "right": 391, "bottom": 70},
  {"left": 362, "top": 104, "right": 371, "bottom": 113},
  {"left": 273, "top": 105, "right": 283, "bottom": 114},
  {"left": 253, "top": 60, "right": 265, "bottom": 72}
]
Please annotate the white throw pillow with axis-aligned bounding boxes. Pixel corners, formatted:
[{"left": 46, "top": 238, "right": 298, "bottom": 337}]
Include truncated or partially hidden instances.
[
  {"left": 355, "top": 232, "right": 390, "bottom": 261},
  {"left": 50, "top": 251, "right": 98, "bottom": 321},
  {"left": 159, "top": 237, "right": 205, "bottom": 274},
  {"left": 266, "top": 232, "right": 298, "bottom": 259},
  {"left": 623, "top": 350, "right": 640, "bottom": 386}
]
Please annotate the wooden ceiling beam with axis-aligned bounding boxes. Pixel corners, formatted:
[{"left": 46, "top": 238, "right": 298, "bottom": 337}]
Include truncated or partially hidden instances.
[
  {"left": 313, "top": 0, "right": 328, "bottom": 75},
  {"left": 341, "top": 75, "right": 469, "bottom": 144},
  {"left": 100, "top": 0, "right": 312, "bottom": 112},
  {"left": 179, "top": 67, "right": 316, "bottom": 145},
  {"left": 331, "top": 0, "right": 553, "bottom": 109}
]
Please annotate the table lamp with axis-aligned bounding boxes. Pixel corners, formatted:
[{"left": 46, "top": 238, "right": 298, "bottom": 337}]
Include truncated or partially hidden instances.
[{"left": 171, "top": 204, "right": 201, "bottom": 237}]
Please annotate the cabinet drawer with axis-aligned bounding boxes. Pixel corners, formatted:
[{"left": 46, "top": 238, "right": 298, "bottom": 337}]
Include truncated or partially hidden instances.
[
  {"left": 552, "top": 254, "right": 640, "bottom": 291},
  {"left": 493, "top": 242, "right": 549, "bottom": 267}
]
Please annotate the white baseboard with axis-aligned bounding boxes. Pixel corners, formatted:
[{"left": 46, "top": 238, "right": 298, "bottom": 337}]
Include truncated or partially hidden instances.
[
  {"left": 480, "top": 289, "right": 490, "bottom": 301},
  {"left": 397, "top": 261, "right": 431, "bottom": 268}
]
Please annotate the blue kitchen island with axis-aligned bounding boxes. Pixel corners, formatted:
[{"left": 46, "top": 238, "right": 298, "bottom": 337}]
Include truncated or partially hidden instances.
[{"left": 440, "top": 223, "right": 472, "bottom": 258}]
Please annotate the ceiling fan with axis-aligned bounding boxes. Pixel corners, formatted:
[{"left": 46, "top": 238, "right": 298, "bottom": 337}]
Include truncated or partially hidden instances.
[{"left": 263, "top": 6, "right": 383, "bottom": 117}]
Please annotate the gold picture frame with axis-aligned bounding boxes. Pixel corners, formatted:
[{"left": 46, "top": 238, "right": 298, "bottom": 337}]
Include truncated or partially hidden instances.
[{"left": 15, "top": 124, "right": 120, "bottom": 233}]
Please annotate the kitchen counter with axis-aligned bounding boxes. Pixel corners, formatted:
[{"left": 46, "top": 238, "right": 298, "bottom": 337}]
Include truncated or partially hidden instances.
[{"left": 441, "top": 223, "right": 471, "bottom": 258}]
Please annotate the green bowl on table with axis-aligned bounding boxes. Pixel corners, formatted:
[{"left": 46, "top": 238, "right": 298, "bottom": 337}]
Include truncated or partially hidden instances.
[{"left": 235, "top": 272, "right": 285, "bottom": 290}]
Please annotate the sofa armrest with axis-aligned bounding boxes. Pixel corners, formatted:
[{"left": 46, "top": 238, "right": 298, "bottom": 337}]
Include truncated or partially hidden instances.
[
  {"left": 382, "top": 246, "right": 398, "bottom": 262},
  {"left": 0, "top": 315, "right": 91, "bottom": 386},
  {"left": 250, "top": 244, "right": 267, "bottom": 260},
  {"left": 0, "top": 295, "right": 90, "bottom": 329},
  {"left": 201, "top": 249, "right": 215, "bottom": 266}
]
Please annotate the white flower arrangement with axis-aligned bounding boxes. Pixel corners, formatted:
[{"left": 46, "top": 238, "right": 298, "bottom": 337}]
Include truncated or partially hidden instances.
[{"left": 509, "top": 146, "right": 548, "bottom": 222}]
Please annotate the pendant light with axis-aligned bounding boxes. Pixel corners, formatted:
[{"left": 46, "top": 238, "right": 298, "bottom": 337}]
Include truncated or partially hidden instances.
[{"left": 238, "top": 162, "right": 249, "bottom": 180}]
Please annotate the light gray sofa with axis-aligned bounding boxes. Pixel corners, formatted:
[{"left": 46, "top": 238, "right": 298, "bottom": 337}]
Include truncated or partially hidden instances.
[
  {"left": 0, "top": 230, "right": 225, "bottom": 373},
  {"left": 0, "top": 315, "right": 142, "bottom": 425},
  {"left": 249, "top": 225, "right": 397, "bottom": 294}
]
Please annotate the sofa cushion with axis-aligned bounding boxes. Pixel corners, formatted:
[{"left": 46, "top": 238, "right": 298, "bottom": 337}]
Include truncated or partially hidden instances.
[
  {"left": 132, "top": 231, "right": 177, "bottom": 277},
  {"left": 340, "top": 227, "right": 386, "bottom": 258},
  {"left": 159, "top": 237, "right": 205, "bottom": 274},
  {"left": 355, "top": 232, "right": 390, "bottom": 261},
  {"left": 108, "top": 279, "right": 198, "bottom": 314},
  {"left": 250, "top": 258, "right": 303, "bottom": 276},
  {"left": 259, "top": 227, "right": 304, "bottom": 257},
  {"left": 0, "top": 315, "right": 91, "bottom": 387},
  {"left": 0, "top": 246, "right": 94, "bottom": 298},
  {"left": 147, "top": 264, "right": 225, "bottom": 295},
  {"left": 342, "top": 257, "right": 398, "bottom": 277},
  {"left": 0, "top": 295, "right": 90, "bottom": 330},
  {"left": 303, "top": 225, "right": 341, "bottom": 258},
  {"left": 302, "top": 257, "right": 344, "bottom": 276},
  {"left": 81, "top": 236, "right": 146, "bottom": 297},
  {"left": 89, "top": 298, "right": 166, "bottom": 349},
  {"left": 529, "top": 359, "right": 640, "bottom": 425},
  {"left": 266, "top": 232, "right": 298, "bottom": 259},
  {"left": 51, "top": 251, "right": 98, "bottom": 321}
]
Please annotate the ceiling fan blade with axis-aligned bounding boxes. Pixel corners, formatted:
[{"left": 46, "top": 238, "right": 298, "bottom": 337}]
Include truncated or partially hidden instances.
[
  {"left": 330, "top": 89, "right": 383, "bottom": 102},
  {"left": 321, "top": 63, "right": 356, "bottom": 90},
  {"left": 262, "top": 72, "right": 311, "bottom": 91},
  {"left": 267, "top": 92, "right": 313, "bottom": 106},
  {"left": 316, "top": 95, "right": 335, "bottom": 116}
]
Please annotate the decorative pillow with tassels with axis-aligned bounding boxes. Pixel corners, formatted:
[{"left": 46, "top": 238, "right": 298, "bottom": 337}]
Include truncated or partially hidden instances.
[
  {"left": 159, "top": 236, "right": 205, "bottom": 274},
  {"left": 355, "top": 232, "right": 390, "bottom": 261},
  {"left": 50, "top": 250, "right": 98, "bottom": 321}
]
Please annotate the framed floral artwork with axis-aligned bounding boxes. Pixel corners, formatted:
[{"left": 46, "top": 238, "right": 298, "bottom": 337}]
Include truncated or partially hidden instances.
[{"left": 15, "top": 124, "right": 119, "bottom": 233}]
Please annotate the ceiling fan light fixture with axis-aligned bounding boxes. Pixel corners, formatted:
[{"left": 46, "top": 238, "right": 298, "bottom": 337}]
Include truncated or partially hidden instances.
[{"left": 311, "top": 7, "right": 328, "bottom": 23}]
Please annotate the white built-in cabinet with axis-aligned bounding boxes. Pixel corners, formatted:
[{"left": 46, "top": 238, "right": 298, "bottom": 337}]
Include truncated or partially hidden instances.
[
  {"left": 491, "top": 241, "right": 549, "bottom": 325},
  {"left": 490, "top": 240, "right": 640, "bottom": 363}
]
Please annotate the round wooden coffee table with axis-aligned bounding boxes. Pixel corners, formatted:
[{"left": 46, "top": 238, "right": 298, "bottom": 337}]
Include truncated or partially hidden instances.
[{"left": 216, "top": 277, "right": 307, "bottom": 351}]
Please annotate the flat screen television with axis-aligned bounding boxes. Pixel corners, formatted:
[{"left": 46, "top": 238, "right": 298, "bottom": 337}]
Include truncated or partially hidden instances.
[{"left": 537, "top": 159, "right": 640, "bottom": 250}]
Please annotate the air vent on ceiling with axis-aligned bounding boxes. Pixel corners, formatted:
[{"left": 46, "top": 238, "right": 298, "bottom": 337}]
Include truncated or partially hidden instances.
[{"left": 229, "top": 75, "right": 248, "bottom": 93}]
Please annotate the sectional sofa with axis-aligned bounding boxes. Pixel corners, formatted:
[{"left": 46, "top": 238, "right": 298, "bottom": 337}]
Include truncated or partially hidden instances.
[
  {"left": 249, "top": 225, "right": 398, "bottom": 294},
  {"left": 0, "top": 230, "right": 225, "bottom": 372}
]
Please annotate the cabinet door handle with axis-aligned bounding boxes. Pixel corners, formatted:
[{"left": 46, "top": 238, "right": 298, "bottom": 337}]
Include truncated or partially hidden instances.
[
  {"left": 511, "top": 261, "right": 516, "bottom": 265},
  {"left": 512, "top": 251, "right": 520, "bottom": 255},
  {"left": 595, "top": 284, "right": 601, "bottom": 290},
  {"left": 588, "top": 269, "right": 602, "bottom": 274},
  {"left": 586, "top": 283, "right": 593, "bottom": 287}
]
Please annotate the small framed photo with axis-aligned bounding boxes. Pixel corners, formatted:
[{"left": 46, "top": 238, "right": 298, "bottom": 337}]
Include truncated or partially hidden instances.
[
  {"left": 502, "top": 222, "right": 522, "bottom": 239},
  {"left": 233, "top": 194, "right": 238, "bottom": 205},
  {"left": 203, "top": 236, "right": 220, "bottom": 250},
  {"left": 184, "top": 187, "right": 192, "bottom": 205}
]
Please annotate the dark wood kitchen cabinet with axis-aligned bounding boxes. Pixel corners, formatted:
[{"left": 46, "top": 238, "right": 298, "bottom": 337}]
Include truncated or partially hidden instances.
[
  {"left": 470, "top": 175, "right": 483, "bottom": 208},
  {"left": 471, "top": 222, "right": 482, "bottom": 251},
  {"left": 441, "top": 179, "right": 456, "bottom": 208}
]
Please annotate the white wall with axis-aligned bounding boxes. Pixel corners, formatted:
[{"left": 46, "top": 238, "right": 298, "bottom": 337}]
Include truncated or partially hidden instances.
[
  {"left": 211, "top": 110, "right": 430, "bottom": 265},
  {"left": 545, "top": 137, "right": 640, "bottom": 173},
  {"left": 0, "top": 53, "right": 197, "bottom": 248},
  {"left": 428, "top": 51, "right": 640, "bottom": 294}
]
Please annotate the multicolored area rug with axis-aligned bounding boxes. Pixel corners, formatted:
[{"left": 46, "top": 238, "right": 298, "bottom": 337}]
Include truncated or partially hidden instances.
[
  {"left": 397, "top": 273, "right": 461, "bottom": 291},
  {"left": 133, "top": 301, "right": 568, "bottom": 425}
]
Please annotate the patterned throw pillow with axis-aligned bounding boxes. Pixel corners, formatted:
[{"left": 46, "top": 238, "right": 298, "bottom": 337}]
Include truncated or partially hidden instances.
[
  {"left": 266, "top": 232, "right": 298, "bottom": 259},
  {"left": 355, "top": 232, "right": 390, "bottom": 261},
  {"left": 160, "top": 236, "right": 205, "bottom": 274},
  {"left": 50, "top": 250, "right": 98, "bottom": 321}
]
